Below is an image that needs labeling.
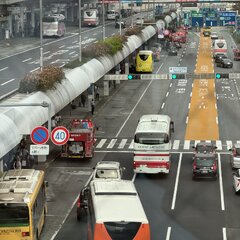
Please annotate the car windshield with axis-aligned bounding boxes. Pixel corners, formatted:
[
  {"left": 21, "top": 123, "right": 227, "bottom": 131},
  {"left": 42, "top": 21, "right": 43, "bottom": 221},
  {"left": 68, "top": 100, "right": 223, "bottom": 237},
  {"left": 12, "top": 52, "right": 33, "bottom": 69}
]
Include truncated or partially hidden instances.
[
  {"left": 95, "top": 169, "right": 119, "bottom": 179},
  {"left": 196, "top": 145, "right": 214, "bottom": 153},
  {"left": 196, "top": 158, "right": 215, "bottom": 166}
]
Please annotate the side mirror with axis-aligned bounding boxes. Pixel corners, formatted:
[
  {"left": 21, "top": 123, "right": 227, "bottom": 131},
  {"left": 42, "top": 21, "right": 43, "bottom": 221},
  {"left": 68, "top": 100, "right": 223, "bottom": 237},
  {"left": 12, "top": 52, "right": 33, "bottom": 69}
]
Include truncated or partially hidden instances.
[
  {"left": 45, "top": 181, "right": 49, "bottom": 188},
  {"left": 229, "top": 149, "right": 232, "bottom": 151},
  {"left": 170, "top": 121, "right": 174, "bottom": 133}
]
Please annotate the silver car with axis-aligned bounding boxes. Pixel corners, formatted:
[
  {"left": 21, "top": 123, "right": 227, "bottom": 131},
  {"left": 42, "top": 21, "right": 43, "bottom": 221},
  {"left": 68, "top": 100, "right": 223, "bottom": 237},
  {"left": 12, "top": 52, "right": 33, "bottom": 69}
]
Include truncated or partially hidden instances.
[
  {"left": 232, "top": 170, "right": 240, "bottom": 193},
  {"left": 229, "top": 143, "right": 240, "bottom": 169}
]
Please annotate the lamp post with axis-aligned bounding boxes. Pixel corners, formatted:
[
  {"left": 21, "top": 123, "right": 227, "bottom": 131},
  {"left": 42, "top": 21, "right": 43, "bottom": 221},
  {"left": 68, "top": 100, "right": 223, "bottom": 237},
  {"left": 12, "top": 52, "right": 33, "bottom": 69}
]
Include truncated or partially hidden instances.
[
  {"left": 79, "top": 0, "right": 82, "bottom": 62},
  {"left": 131, "top": 0, "right": 133, "bottom": 28},
  {"left": 102, "top": 0, "right": 105, "bottom": 40},
  {"left": 119, "top": 1, "right": 122, "bottom": 35},
  {"left": 0, "top": 102, "right": 52, "bottom": 135},
  {"left": 40, "top": 0, "right": 43, "bottom": 70}
]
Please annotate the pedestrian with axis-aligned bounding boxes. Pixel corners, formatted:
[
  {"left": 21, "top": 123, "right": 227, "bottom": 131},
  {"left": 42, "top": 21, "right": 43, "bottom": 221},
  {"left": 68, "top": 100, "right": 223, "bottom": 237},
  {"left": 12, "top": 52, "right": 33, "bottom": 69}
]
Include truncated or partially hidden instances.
[
  {"left": 91, "top": 99, "right": 95, "bottom": 115},
  {"left": 81, "top": 94, "right": 86, "bottom": 107},
  {"left": 13, "top": 155, "right": 22, "bottom": 169},
  {"left": 95, "top": 88, "right": 99, "bottom": 101},
  {"left": 51, "top": 116, "right": 56, "bottom": 130},
  {"left": 55, "top": 113, "right": 62, "bottom": 126}
]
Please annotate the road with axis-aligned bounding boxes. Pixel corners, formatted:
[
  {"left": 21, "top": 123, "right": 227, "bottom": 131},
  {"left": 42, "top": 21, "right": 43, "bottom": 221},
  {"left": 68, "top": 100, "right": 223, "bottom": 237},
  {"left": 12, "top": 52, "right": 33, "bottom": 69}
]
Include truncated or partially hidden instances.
[{"left": 32, "top": 27, "right": 240, "bottom": 240}]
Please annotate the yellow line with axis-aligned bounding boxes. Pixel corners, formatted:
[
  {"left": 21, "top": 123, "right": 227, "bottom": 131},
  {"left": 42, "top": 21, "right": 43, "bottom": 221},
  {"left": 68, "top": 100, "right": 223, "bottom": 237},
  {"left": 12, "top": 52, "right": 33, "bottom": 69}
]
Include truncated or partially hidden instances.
[{"left": 185, "top": 34, "right": 219, "bottom": 140}]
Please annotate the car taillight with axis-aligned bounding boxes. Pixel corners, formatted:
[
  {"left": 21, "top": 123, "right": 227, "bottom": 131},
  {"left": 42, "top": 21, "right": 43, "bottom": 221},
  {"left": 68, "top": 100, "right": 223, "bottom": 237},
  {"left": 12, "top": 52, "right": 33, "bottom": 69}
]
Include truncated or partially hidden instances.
[
  {"left": 233, "top": 149, "right": 237, "bottom": 157},
  {"left": 212, "top": 163, "right": 217, "bottom": 171},
  {"left": 77, "top": 197, "right": 81, "bottom": 208},
  {"left": 193, "top": 162, "right": 196, "bottom": 170},
  {"left": 22, "top": 232, "right": 30, "bottom": 237},
  {"left": 133, "top": 161, "right": 136, "bottom": 169},
  {"left": 166, "top": 162, "right": 170, "bottom": 169}
]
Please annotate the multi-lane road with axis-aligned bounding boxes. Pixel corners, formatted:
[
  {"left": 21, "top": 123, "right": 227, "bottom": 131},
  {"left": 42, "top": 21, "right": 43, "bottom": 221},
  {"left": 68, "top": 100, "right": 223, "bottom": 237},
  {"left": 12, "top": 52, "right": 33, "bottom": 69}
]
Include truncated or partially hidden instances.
[{"left": 27, "top": 28, "right": 240, "bottom": 240}]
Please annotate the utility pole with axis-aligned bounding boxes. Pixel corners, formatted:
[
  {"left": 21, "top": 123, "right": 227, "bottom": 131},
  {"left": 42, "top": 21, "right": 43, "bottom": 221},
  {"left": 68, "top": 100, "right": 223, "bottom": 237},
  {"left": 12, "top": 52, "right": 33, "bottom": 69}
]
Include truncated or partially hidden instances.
[
  {"left": 78, "top": 0, "right": 82, "bottom": 62},
  {"left": 40, "top": 0, "right": 43, "bottom": 70}
]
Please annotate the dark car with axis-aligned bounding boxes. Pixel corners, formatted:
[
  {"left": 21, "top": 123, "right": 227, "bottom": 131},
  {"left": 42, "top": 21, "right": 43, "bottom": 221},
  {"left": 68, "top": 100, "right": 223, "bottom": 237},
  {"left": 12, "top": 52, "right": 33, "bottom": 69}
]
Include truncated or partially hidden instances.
[
  {"left": 168, "top": 46, "right": 178, "bottom": 56},
  {"left": 115, "top": 19, "right": 126, "bottom": 29},
  {"left": 174, "top": 42, "right": 182, "bottom": 49},
  {"left": 203, "top": 31, "right": 211, "bottom": 37},
  {"left": 215, "top": 54, "right": 227, "bottom": 63},
  {"left": 216, "top": 58, "right": 233, "bottom": 68},
  {"left": 193, "top": 142, "right": 217, "bottom": 156},
  {"left": 192, "top": 153, "right": 218, "bottom": 179},
  {"left": 77, "top": 186, "right": 89, "bottom": 221}
]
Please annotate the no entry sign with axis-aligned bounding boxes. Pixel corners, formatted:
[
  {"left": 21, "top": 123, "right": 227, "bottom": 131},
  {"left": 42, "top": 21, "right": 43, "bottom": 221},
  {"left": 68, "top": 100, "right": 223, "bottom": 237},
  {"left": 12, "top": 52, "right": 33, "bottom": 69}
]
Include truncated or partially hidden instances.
[
  {"left": 31, "top": 126, "right": 49, "bottom": 145},
  {"left": 51, "top": 126, "right": 69, "bottom": 145}
]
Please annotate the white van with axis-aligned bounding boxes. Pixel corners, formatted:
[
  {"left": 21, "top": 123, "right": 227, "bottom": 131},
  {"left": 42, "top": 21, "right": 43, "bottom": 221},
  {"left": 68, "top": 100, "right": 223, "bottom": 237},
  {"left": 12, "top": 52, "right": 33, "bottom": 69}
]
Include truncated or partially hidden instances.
[{"left": 107, "top": 10, "right": 119, "bottom": 20}]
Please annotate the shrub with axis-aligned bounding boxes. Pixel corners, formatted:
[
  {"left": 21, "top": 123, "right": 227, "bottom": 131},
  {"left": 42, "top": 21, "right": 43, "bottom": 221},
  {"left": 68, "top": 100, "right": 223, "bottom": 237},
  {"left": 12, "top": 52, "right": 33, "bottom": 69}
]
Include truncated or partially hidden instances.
[
  {"left": 83, "top": 42, "right": 112, "bottom": 58},
  {"left": 124, "top": 26, "right": 142, "bottom": 36},
  {"left": 19, "top": 65, "right": 64, "bottom": 93}
]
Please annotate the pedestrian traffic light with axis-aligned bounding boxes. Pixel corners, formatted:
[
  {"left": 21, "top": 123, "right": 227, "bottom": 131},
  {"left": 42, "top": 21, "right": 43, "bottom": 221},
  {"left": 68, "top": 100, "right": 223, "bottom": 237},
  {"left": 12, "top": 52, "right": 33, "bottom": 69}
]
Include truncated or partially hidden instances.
[
  {"left": 215, "top": 73, "right": 229, "bottom": 79},
  {"left": 127, "top": 74, "right": 141, "bottom": 80},
  {"left": 170, "top": 74, "right": 186, "bottom": 80}
]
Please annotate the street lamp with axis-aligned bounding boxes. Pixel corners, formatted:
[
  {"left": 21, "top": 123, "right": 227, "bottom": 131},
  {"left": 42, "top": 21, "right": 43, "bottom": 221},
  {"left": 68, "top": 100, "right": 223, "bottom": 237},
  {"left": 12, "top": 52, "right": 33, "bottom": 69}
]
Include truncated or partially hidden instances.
[
  {"left": 119, "top": 1, "right": 122, "bottom": 35},
  {"left": 40, "top": 0, "right": 43, "bottom": 70},
  {"left": 0, "top": 101, "right": 52, "bottom": 135},
  {"left": 79, "top": 0, "right": 82, "bottom": 62},
  {"left": 131, "top": 0, "right": 133, "bottom": 28},
  {"left": 102, "top": 0, "right": 106, "bottom": 40}
]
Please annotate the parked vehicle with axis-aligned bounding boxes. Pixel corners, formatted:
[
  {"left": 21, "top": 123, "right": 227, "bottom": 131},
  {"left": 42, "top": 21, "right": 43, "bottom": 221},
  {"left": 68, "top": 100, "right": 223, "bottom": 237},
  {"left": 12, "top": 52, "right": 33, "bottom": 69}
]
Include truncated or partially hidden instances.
[
  {"left": 215, "top": 53, "right": 227, "bottom": 63},
  {"left": 107, "top": 10, "right": 119, "bottom": 20},
  {"left": 203, "top": 26, "right": 211, "bottom": 37},
  {"left": 229, "top": 143, "right": 240, "bottom": 169},
  {"left": 216, "top": 58, "right": 233, "bottom": 68},
  {"left": 211, "top": 32, "right": 218, "bottom": 40},
  {"left": 192, "top": 153, "right": 218, "bottom": 179},
  {"left": 168, "top": 46, "right": 178, "bottom": 56},
  {"left": 43, "top": 14, "right": 66, "bottom": 37},
  {"left": 232, "top": 170, "right": 240, "bottom": 193}
]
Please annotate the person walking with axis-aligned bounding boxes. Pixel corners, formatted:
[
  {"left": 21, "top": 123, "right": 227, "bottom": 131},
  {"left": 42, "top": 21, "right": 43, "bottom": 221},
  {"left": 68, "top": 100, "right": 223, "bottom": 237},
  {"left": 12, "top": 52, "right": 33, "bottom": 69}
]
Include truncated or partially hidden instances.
[
  {"left": 51, "top": 116, "right": 56, "bottom": 130},
  {"left": 55, "top": 113, "right": 62, "bottom": 126},
  {"left": 81, "top": 94, "right": 86, "bottom": 107},
  {"left": 95, "top": 87, "right": 100, "bottom": 101},
  {"left": 91, "top": 99, "right": 95, "bottom": 115},
  {"left": 13, "top": 155, "right": 22, "bottom": 169}
]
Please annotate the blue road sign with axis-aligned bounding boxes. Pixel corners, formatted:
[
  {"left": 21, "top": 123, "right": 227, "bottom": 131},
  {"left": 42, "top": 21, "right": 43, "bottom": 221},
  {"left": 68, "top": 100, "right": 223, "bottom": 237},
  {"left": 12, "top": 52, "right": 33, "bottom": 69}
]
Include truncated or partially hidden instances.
[
  {"left": 219, "top": 11, "right": 237, "bottom": 26},
  {"left": 31, "top": 126, "right": 49, "bottom": 145}
]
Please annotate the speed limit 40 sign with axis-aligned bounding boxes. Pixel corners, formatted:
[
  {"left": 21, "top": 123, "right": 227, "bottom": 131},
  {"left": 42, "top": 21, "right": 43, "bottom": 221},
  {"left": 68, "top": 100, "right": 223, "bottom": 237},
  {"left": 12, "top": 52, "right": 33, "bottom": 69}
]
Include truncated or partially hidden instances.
[{"left": 51, "top": 126, "right": 69, "bottom": 145}]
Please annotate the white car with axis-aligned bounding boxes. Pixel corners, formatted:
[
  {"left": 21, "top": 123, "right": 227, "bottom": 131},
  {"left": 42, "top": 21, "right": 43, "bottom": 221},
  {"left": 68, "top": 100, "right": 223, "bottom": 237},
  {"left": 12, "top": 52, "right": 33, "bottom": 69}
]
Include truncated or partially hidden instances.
[
  {"left": 211, "top": 32, "right": 218, "bottom": 40},
  {"left": 229, "top": 143, "right": 240, "bottom": 169},
  {"left": 136, "top": 17, "right": 144, "bottom": 25},
  {"left": 93, "top": 161, "right": 125, "bottom": 180},
  {"left": 233, "top": 170, "right": 240, "bottom": 193}
]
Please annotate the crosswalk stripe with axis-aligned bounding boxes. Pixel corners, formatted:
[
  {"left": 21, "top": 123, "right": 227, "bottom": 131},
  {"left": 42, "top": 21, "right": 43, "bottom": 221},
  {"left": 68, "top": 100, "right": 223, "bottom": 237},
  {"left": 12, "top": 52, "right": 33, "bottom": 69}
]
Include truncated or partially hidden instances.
[
  {"left": 216, "top": 140, "right": 222, "bottom": 150},
  {"left": 226, "top": 141, "right": 232, "bottom": 150},
  {"left": 96, "top": 139, "right": 107, "bottom": 148},
  {"left": 205, "top": 140, "right": 211, "bottom": 143},
  {"left": 129, "top": 140, "right": 134, "bottom": 149},
  {"left": 118, "top": 139, "right": 128, "bottom": 149},
  {"left": 107, "top": 139, "right": 117, "bottom": 149},
  {"left": 194, "top": 140, "right": 200, "bottom": 147},
  {"left": 172, "top": 140, "right": 180, "bottom": 150},
  {"left": 183, "top": 140, "right": 190, "bottom": 150}
]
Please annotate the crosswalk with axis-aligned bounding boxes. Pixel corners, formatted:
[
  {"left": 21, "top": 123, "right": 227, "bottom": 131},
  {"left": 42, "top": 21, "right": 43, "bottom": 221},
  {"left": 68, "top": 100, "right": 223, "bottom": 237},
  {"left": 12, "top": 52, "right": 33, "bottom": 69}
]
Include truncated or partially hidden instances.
[{"left": 95, "top": 138, "right": 240, "bottom": 152}]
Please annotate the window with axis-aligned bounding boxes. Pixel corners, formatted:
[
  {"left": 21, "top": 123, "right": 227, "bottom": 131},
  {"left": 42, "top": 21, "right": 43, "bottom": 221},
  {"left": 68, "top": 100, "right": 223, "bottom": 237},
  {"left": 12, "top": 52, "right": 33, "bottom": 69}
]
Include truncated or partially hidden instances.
[{"left": 135, "top": 132, "right": 169, "bottom": 144}]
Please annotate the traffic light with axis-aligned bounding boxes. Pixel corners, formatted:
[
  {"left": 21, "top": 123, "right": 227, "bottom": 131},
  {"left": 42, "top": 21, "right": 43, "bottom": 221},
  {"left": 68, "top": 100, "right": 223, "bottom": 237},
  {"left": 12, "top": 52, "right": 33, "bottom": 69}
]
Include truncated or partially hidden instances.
[
  {"left": 170, "top": 74, "right": 186, "bottom": 80},
  {"left": 215, "top": 73, "right": 229, "bottom": 79},
  {"left": 127, "top": 74, "right": 141, "bottom": 80}
]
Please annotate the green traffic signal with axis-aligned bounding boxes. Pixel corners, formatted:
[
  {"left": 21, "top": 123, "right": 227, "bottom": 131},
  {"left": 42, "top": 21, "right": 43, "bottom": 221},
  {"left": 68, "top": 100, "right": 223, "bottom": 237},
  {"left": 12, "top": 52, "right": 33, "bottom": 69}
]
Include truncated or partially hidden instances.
[
  {"left": 172, "top": 74, "right": 177, "bottom": 79},
  {"left": 128, "top": 75, "right": 133, "bottom": 80},
  {"left": 215, "top": 73, "right": 221, "bottom": 79}
]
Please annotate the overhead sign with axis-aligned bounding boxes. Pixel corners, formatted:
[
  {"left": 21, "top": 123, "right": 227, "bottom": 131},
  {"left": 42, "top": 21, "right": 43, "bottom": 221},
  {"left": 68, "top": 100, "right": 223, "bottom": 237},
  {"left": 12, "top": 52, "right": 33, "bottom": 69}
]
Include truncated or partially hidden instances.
[
  {"left": 30, "top": 145, "right": 49, "bottom": 155},
  {"left": 51, "top": 126, "right": 70, "bottom": 145},
  {"left": 169, "top": 67, "right": 187, "bottom": 74},
  {"left": 31, "top": 126, "right": 49, "bottom": 145},
  {"left": 219, "top": 11, "right": 236, "bottom": 26}
]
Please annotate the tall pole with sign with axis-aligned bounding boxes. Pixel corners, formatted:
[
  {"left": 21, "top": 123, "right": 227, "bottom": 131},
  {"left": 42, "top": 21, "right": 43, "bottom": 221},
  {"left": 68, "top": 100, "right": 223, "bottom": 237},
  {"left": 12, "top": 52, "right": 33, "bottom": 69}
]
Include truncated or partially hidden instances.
[
  {"left": 78, "top": 0, "right": 82, "bottom": 62},
  {"left": 40, "top": 0, "right": 43, "bottom": 70},
  {"left": 102, "top": 0, "right": 105, "bottom": 40},
  {"left": 131, "top": 0, "right": 133, "bottom": 28}
]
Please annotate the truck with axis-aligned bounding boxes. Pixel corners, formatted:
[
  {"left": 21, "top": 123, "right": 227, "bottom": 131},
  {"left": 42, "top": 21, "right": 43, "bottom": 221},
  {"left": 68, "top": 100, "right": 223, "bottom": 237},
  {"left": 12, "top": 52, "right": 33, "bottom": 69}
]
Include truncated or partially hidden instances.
[
  {"left": 61, "top": 119, "right": 95, "bottom": 159},
  {"left": 171, "top": 30, "right": 187, "bottom": 43}
]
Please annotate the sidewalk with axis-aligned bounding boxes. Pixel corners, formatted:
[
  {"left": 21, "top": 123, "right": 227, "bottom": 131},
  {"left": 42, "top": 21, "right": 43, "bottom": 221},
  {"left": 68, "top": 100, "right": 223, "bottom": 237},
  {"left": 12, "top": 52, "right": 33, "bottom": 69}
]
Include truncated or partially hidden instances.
[{"left": 33, "top": 80, "right": 124, "bottom": 171}]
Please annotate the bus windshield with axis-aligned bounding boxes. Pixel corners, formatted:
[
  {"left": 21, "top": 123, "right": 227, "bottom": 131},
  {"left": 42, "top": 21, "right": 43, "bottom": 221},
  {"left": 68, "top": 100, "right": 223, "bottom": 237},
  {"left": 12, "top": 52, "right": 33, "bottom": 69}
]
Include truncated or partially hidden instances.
[
  {"left": 139, "top": 54, "right": 150, "bottom": 61},
  {"left": 104, "top": 222, "right": 141, "bottom": 240},
  {"left": 134, "top": 132, "right": 169, "bottom": 145},
  {"left": 85, "top": 11, "right": 95, "bottom": 17},
  {"left": 43, "top": 17, "right": 57, "bottom": 23},
  {"left": 0, "top": 204, "right": 29, "bottom": 226}
]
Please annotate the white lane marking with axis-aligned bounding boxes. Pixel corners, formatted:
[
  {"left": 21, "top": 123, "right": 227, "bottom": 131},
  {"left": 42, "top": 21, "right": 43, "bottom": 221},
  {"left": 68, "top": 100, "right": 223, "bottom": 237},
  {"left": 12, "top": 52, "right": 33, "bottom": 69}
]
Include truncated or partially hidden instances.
[
  {"left": 192, "top": 83, "right": 193, "bottom": 87},
  {"left": 59, "top": 45, "right": 65, "bottom": 49},
  {"left": 129, "top": 140, "right": 134, "bottom": 149},
  {"left": 183, "top": 140, "right": 190, "bottom": 150},
  {"left": 107, "top": 139, "right": 117, "bottom": 149},
  {"left": 215, "top": 103, "right": 217, "bottom": 109},
  {"left": 166, "top": 227, "right": 171, "bottom": 240},
  {"left": 44, "top": 51, "right": 50, "bottom": 55},
  {"left": 190, "top": 92, "right": 192, "bottom": 97},
  {"left": 237, "top": 140, "right": 240, "bottom": 145},
  {"left": 69, "top": 51, "right": 76, "bottom": 55},
  {"left": 218, "top": 153, "right": 225, "bottom": 211},
  {"left": 118, "top": 139, "right": 128, "bottom": 149},
  {"left": 216, "top": 117, "right": 218, "bottom": 125},
  {"left": 188, "top": 103, "right": 191, "bottom": 109},
  {"left": 93, "top": 33, "right": 97, "bottom": 36},
  {"left": 161, "top": 103, "right": 165, "bottom": 109},
  {"left": 111, "top": 33, "right": 115, "bottom": 36},
  {"left": 156, "top": 62, "right": 164, "bottom": 74},
  {"left": 171, "top": 153, "right": 182, "bottom": 210},
  {"left": 222, "top": 228, "right": 227, "bottom": 240},
  {"left": 72, "top": 40, "right": 78, "bottom": 44},
  {"left": 0, "top": 88, "right": 18, "bottom": 100},
  {"left": 172, "top": 140, "right": 180, "bottom": 150},
  {"left": 22, "top": 58, "right": 32, "bottom": 62},
  {"left": 205, "top": 140, "right": 211, "bottom": 143},
  {"left": 60, "top": 64, "right": 65, "bottom": 68},
  {"left": 166, "top": 92, "right": 169, "bottom": 97},
  {"left": 186, "top": 117, "right": 188, "bottom": 124},
  {"left": 132, "top": 173, "right": 137, "bottom": 182},
  {"left": 1, "top": 78, "right": 15, "bottom": 86},
  {"left": 216, "top": 140, "right": 222, "bottom": 150},
  {"left": 115, "top": 80, "right": 153, "bottom": 137},
  {"left": 96, "top": 139, "right": 107, "bottom": 148},
  {"left": 0, "top": 67, "right": 8, "bottom": 72},
  {"left": 170, "top": 83, "right": 172, "bottom": 87},
  {"left": 94, "top": 40, "right": 98, "bottom": 43},
  {"left": 226, "top": 141, "right": 232, "bottom": 150},
  {"left": 30, "top": 67, "right": 40, "bottom": 72}
]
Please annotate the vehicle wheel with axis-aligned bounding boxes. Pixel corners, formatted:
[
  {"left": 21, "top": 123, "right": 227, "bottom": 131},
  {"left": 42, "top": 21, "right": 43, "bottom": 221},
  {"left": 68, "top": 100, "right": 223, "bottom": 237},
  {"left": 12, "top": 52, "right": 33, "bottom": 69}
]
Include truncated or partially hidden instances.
[{"left": 77, "top": 214, "right": 80, "bottom": 221}]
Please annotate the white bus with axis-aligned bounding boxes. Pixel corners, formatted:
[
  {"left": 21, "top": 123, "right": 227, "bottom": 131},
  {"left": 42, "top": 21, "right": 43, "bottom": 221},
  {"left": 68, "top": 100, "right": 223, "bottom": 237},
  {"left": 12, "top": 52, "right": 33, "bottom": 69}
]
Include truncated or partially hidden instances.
[
  {"left": 213, "top": 39, "right": 227, "bottom": 57},
  {"left": 83, "top": 9, "right": 99, "bottom": 27},
  {"left": 43, "top": 14, "right": 66, "bottom": 37},
  {"left": 133, "top": 114, "right": 174, "bottom": 174},
  {"left": 87, "top": 180, "right": 150, "bottom": 240},
  {"left": 106, "top": 10, "right": 119, "bottom": 20}
]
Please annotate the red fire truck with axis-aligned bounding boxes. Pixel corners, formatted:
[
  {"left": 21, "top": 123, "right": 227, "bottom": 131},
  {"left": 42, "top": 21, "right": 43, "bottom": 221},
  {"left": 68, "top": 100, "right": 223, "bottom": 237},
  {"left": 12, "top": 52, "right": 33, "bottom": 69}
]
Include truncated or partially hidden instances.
[{"left": 61, "top": 119, "right": 95, "bottom": 159}]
